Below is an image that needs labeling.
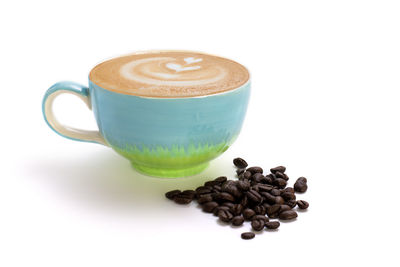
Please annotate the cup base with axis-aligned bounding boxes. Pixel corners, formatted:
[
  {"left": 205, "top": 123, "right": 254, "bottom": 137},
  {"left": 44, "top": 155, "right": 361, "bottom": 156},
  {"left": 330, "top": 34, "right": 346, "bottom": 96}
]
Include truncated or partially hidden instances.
[{"left": 131, "top": 162, "right": 209, "bottom": 178}]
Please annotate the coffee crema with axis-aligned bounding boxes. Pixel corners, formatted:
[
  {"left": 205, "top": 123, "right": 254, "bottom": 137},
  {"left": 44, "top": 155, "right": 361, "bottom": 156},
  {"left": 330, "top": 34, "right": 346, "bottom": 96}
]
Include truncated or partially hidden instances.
[{"left": 89, "top": 51, "right": 249, "bottom": 98}]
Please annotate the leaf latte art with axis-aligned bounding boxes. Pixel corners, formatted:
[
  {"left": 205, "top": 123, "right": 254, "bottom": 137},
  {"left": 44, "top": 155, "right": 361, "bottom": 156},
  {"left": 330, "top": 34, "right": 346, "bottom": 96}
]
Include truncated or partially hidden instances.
[{"left": 89, "top": 51, "right": 249, "bottom": 97}]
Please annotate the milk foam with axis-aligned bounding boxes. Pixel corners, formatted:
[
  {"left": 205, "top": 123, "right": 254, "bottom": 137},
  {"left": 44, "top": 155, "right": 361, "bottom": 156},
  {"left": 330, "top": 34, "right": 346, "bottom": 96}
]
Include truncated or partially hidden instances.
[
  {"left": 119, "top": 57, "right": 227, "bottom": 87},
  {"left": 89, "top": 51, "right": 249, "bottom": 97}
]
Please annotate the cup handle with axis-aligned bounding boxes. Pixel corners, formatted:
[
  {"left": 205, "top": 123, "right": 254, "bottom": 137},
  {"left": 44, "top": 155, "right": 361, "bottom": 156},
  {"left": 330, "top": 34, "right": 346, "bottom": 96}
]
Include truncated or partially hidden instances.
[{"left": 42, "top": 81, "right": 107, "bottom": 146}]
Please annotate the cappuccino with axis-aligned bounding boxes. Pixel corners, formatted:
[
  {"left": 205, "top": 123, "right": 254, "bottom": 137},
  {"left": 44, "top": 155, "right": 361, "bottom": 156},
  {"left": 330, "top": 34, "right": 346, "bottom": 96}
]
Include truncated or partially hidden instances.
[{"left": 89, "top": 51, "right": 249, "bottom": 97}]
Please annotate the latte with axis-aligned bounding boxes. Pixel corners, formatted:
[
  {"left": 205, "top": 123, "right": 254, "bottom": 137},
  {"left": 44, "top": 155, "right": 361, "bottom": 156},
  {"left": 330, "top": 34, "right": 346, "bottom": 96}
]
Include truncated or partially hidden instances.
[{"left": 89, "top": 51, "right": 249, "bottom": 98}]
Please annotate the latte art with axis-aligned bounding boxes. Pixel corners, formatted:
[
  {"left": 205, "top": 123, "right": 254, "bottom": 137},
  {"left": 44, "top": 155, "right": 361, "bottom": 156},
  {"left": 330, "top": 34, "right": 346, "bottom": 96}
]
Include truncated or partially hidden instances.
[
  {"left": 89, "top": 51, "right": 249, "bottom": 97},
  {"left": 119, "top": 57, "right": 226, "bottom": 87}
]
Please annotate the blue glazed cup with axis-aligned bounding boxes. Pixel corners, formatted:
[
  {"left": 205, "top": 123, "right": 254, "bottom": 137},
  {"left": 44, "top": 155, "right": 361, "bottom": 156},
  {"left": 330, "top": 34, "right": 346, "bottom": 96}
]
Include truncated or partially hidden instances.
[{"left": 42, "top": 55, "right": 250, "bottom": 178}]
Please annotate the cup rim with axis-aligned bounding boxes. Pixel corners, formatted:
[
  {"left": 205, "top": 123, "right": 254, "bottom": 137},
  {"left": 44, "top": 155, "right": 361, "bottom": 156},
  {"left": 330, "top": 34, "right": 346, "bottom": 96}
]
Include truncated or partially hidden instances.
[{"left": 88, "top": 50, "right": 251, "bottom": 99}]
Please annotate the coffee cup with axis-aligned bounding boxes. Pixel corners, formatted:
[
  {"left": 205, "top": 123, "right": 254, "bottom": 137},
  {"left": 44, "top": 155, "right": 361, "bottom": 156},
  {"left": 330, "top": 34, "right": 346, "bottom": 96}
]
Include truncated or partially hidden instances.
[{"left": 42, "top": 51, "right": 250, "bottom": 177}]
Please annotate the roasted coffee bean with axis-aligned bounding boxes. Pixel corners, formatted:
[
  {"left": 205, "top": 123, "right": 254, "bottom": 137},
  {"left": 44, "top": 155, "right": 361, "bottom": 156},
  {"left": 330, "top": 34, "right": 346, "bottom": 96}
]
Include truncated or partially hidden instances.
[
  {"left": 270, "top": 189, "right": 281, "bottom": 196},
  {"left": 252, "top": 173, "right": 264, "bottom": 183},
  {"left": 250, "top": 180, "right": 259, "bottom": 187},
  {"left": 202, "top": 201, "right": 219, "bottom": 213},
  {"left": 243, "top": 171, "right": 252, "bottom": 179},
  {"left": 297, "top": 177, "right": 307, "bottom": 183},
  {"left": 221, "top": 181, "right": 240, "bottom": 197},
  {"left": 213, "top": 206, "right": 230, "bottom": 216},
  {"left": 254, "top": 205, "right": 266, "bottom": 215},
  {"left": 231, "top": 188, "right": 243, "bottom": 199},
  {"left": 265, "top": 221, "right": 280, "bottom": 229},
  {"left": 275, "top": 172, "right": 289, "bottom": 181},
  {"left": 294, "top": 177, "right": 308, "bottom": 193},
  {"left": 274, "top": 178, "right": 287, "bottom": 188},
  {"left": 232, "top": 216, "right": 245, "bottom": 226},
  {"left": 251, "top": 219, "right": 265, "bottom": 231},
  {"left": 182, "top": 189, "right": 195, "bottom": 195},
  {"left": 197, "top": 194, "right": 213, "bottom": 204},
  {"left": 266, "top": 204, "right": 281, "bottom": 218},
  {"left": 246, "top": 189, "right": 263, "bottom": 203},
  {"left": 247, "top": 166, "right": 263, "bottom": 174},
  {"left": 279, "top": 210, "right": 298, "bottom": 220},
  {"left": 215, "top": 205, "right": 230, "bottom": 211},
  {"left": 236, "top": 168, "right": 245, "bottom": 176},
  {"left": 260, "top": 192, "right": 276, "bottom": 204},
  {"left": 181, "top": 190, "right": 196, "bottom": 199},
  {"left": 263, "top": 175, "right": 274, "bottom": 184},
  {"left": 274, "top": 196, "right": 285, "bottom": 205},
  {"left": 196, "top": 186, "right": 212, "bottom": 195},
  {"left": 222, "top": 202, "right": 235, "bottom": 209},
  {"left": 275, "top": 171, "right": 285, "bottom": 179},
  {"left": 220, "top": 184, "right": 238, "bottom": 197},
  {"left": 237, "top": 179, "right": 251, "bottom": 191},
  {"left": 212, "top": 208, "right": 219, "bottom": 216},
  {"left": 214, "top": 176, "right": 227, "bottom": 183},
  {"left": 283, "top": 187, "right": 295, "bottom": 194},
  {"left": 243, "top": 208, "right": 256, "bottom": 220},
  {"left": 279, "top": 205, "right": 291, "bottom": 214},
  {"left": 259, "top": 176, "right": 271, "bottom": 184},
  {"left": 268, "top": 213, "right": 278, "bottom": 219},
  {"left": 257, "top": 184, "right": 274, "bottom": 192},
  {"left": 218, "top": 209, "right": 233, "bottom": 222},
  {"left": 216, "top": 192, "right": 235, "bottom": 202},
  {"left": 281, "top": 191, "right": 296, "bottom": 201},
  {"left": 174, "top": 195, "right": 192, "bottom": 204},
  {"left": 262, "top": 203, "right": 271, "bottom": 210},
  {"left": 221, "top": 180, "right": 235, "bottom": 190},
  {"left": 212, "top": 185, "right": 222, "bottom": 192},
  {"left": 250, "top": 184, "right": 259, "bottom": 192},
  {"left": 232, "top": 204, "right": 244, "bottom": 215},
  {"left": 253, "top": 215, "right": 269, "bottom": 223},
  {"left": 240, "top": 195, "right": 248, "bottom": 207},
  {"left": 221, "top": 180, "right": 232, "bottom": 187},
  {"left": 265, "top": 173, "right": 275, "bottom": 179},
  {"left": 286, "top": 199, "right": 297, "bottom": 208},
  {"left": 205, "top": 180, "right": 219, "bottom": 187},
  {"left": 270, "top": 166, "right": 286, "bottom": 174},
  {"left": 233, "top": 157, "right": 248, "bottom": 168},
  {"left": 165, "top": 190, "right": 181, "bottom": 200},
  {"left": 241, "top": 232, "right": 255, "bottom": 240},
  {"left": 297, "top": 200, "right": 309, "bottom": 209}
]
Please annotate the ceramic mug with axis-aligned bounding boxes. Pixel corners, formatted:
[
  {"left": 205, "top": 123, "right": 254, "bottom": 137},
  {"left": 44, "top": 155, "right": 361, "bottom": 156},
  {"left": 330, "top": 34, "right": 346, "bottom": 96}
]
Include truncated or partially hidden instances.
[{"left": 42, "top": 56, "right": 250, "bottom": 178}]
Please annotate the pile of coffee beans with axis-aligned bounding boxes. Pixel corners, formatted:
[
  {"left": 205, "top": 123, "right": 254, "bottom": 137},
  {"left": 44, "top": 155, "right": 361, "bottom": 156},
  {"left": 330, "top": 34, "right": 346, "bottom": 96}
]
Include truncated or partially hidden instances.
[{"left": 165, "top": 158, "right": 309, "bottom": 240}]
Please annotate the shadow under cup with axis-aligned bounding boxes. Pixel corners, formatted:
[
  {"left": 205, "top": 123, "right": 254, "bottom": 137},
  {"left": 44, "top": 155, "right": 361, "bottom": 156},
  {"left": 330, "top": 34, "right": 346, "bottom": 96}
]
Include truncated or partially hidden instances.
[{"left": 43, "top": 79, "right": 250, "bottom": 178}]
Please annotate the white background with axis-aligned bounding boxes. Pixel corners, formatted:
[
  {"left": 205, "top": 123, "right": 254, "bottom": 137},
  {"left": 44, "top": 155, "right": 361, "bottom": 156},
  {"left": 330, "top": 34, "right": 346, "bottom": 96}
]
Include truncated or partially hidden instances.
[{"left": 1, "top": 0, "right": 400, "bottom": 266}]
